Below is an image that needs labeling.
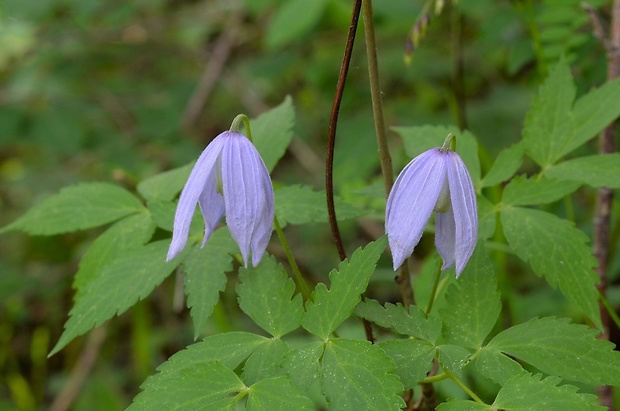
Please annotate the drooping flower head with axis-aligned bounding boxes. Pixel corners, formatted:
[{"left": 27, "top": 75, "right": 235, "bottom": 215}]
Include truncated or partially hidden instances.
[
  {"left": 386, "top": 134, "right": 477, "bottom": 277},
  {"left": 167, "top": 121, "right": 274, "bottom": 267}
]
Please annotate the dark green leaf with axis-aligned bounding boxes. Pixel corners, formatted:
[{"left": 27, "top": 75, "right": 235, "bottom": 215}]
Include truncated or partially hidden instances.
[
  {"left": 481, "top": 142, "right": 523, "bottom": 187},
  {"left": 2, "top": 183, "right": 145, "bottom": 235},
  {"left": 475, "top": 346, "right": 525, "bottom": 385},
  {"left": 437, "top": 400, "right": 490, "bottom": 411},
  {"left": 545, "top": 153, "right": 620, "bottom": 188},
  {"left": 572, "top": 77, "right": 620, "bottom": 156},
  {"left": 252, "top": 96, "right": 295, "bottom": 172},
  {"left": 282, "top": 341, "right": 324, "bottom": 392},
  {"left": 379, "top": 339, "right": 435, "bottom": 389},
  {"left": 128, "top": 361, "right": 244, "bottom": 411},
  {"left": 237, "top": 256, "right": 303, "bottom": 338},
  {"left": 488, "top": 317, "right": 620, "bottom": 386},
  {"left": 522, "top": 60, "right": 575, "bottom": 167},
  {"left": 50, "top": 240, "right": 177, "bottom": 356},
  {"left": 355, "top": 299, "right": 441, "bottom": 343},
  {"left": 502, "top": 175, "right": 580, "bottom": 206},
  {"left": 184, "top": 228, "right": 237, "bottom": 339},
  {"left": 439, "top": 242, "right": 501, "bottom": 349},
  {"left": 321, "top": 339, "right": 404, "bottom": 410},
  {"left": 74, "top": 213, "right": 155, "bottom": 293},
  {"left": 302, "top": 236, "right": 387, "bottom": 339},
  {"left": 242, "top": 339, "right": 290, "bottom": 385},
  {"left": 501, "top": 207, "right": 601, "bottom": 328},
  {"left": 493, "top": 373, "right": 604, "bottom": 411},
  {"left": 246, "top": 376, "right": 314, "bottom": 410},
  {"left": 437, "top": 344, "right": 472, "bottom": 375},
  {"left": 478, "top": 195, "right": 497, "bottom": 240}
]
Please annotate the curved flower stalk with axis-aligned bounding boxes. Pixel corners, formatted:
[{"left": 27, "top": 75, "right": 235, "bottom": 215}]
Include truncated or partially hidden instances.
[
  {"left": 386, "top": 134, "right": 477, "bottom": 277},
  {"left": 166, "top": 130, "right": 275, "bottom": 267}
]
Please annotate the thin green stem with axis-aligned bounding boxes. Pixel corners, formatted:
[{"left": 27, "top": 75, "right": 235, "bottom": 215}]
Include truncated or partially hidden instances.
[
  {"left": 425, "top": 260, "right": 443, "bottom": 315},
  {"left": 445, "top": 370, "right": 486, "bottom": 405},
  {"left": 599, "top": 290, "right": 620, "bottom": 331},
  {"left": 229, "top": 114, "right": 253, "bottom": 141},
  {"left": 421, "top": 372, "right": 448, "bottom": 384},
  {"left": 362, "top": 0, "right": 414, "bottom": 309},
  {"left": 274, "top": 216, "right": 312, "bottom": 300}
]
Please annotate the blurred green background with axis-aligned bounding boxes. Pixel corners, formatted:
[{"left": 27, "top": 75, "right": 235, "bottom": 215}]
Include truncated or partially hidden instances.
[{"left": 0, "top": 0, "right": 614, "bottom": 409}]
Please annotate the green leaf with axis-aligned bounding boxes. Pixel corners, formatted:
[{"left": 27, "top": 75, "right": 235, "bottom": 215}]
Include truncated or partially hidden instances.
[
  {"left": 50, "top": 240, "right": 178, "bottom": 356},
  {"left": 437, "top": 344, "right": 472, "bottom": 375},
  {"left": 475, "top": 346, "right": 525, "bottom": 385},
  {"left": 242, "top": 339, "right": 290, "bottom": 385},
  {"left": 137, "top": 163, "right": 193, "bottom": 202},
  {"left": 437, "top": 400, "right": 491, "bottom": 411},
  {"left": 501, "top": 175, "right": 580, "bottom": 206},
  {"left": 572, "top": 77, "right": 620, "bottom": 156},
  {"left": 1, "top": 183, "right": 145, "bottom": 235},
  {"left": 478, "top": 195, "right": 497, "bottom": 240},
  {"left": 302, "top": 236, "right": 387, "bottom": 339},
  {"left": 246, "top": 376, "right": 314, "bottom": 411},
  {"left": 501, "top": 207, "right": 601, "bottom": 328},
  {"left": 378, "top": 339, "right": 435, "bottom": 389},
  {"left": 354, "top": 299, "right": 441, "bottom": 343},
  {"left": 439, "top": 242, "right": 501, "bottom": 349},
  {"left": 237, "top": 256, "right": 303, "bottom": 338},
  {"left": 252, "top": 96, "right": 295, "bottom": 172},
  {"left": 481, "top": 142, "right": 523, "bottom": 187},
  {"left": 395, "top": 125, "right": 481, "bottom": 186},
  {"left": 493, "top": 374, "right": 604, "bottom": 411},
  {"left": 282, "top": 341, "right": 324, "bottom": 391},
  {"left": 545, "top": 153, "right": 620, "bottom": 188},
  {"left": 184, "top": 228, "right": 237, "bottom": 339},
  {"left": 522, "top": 60, "right": 575, "bottom": 167},
  {"left": 147, "top": 200, "right": 176, "bottom": 231},
  {"left": 275, "top": 185, "right": 365, "bottom": 227},
  {"left": 265, "top": 0, "right": 329, "bottom": 49},
  {"left": 128, "top": 361, "right": 245, "bottom": 411},
  {"left": 73, "top": 213, "right": 155, "bottom": 293},
  {"left": 488, "top": 317, "right": 620, "bottom": 386},
  {"left": 321, "top": 339, "right": 404, "bottom": 410}
]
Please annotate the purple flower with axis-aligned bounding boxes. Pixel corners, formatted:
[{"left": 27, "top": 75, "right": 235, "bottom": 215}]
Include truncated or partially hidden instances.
[
  {"left": 386, "top": 135, "right": 477, "bottom": 277},
  {"left": 167, "top": 131, "right": 274, "bottom": 267}
]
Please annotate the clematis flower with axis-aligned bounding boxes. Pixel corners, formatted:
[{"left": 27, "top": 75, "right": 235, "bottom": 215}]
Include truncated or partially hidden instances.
[
  {"left": 166, "top": 130, "right": 274, "bottom": 267},
  {"left": 385, "top": 134, "right": 477, "bottom": 277}
]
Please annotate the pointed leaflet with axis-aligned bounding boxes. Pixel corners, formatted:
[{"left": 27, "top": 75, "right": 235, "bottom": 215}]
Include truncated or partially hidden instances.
[
  {"left": 128, "top": 361, "right": 245, "bottom": 411},
  {"left": 493, "top": 374, "right": 604, "bottom": 411},
  {"left": 545, "top": 153, "right": 620, "bottom": 188},
  {"left": 501, "top": 207, "right": 601, "bottom": 328},
  {"left": 439, "top": 242, "right": 501, "bottom": 349},
  {"left": 321, "top": 339, "right": 404, "bottom": 410},
  {"left": 73, "top": 213, "right": 155, "bottom": 293},
  {"left": 50, "top": 240, "right": 178, "bottom": 356},
  {"left": 487, "top": 317, "right": 620, "bottom": 386},
  {"left": 522, "top": 60, "right": 575, "bottom": 167},
  {"left": 128, "top": 332, "right": 268, "bottom": 410},
  {"left": 481, "top": 142, "right": 523, "bottom": 188},
  {"left": 184, "top": 228, "right": 237, "bottom": 339},
  {"left": 137, "top": 163, "right": 193, "bottom": 202},
  {"left": 302, "top": 236, "right": 387, "bottom": 339},
  {"left": 242, "top": 339, "right": 290, "bottom": 386},
  {"left": 572, "top": 76, "right": 620, "bottom": 157},
  {"left": 237, "top": 256, "right": 303, "bottom": 338},
  {"left": 251, "top": 96, "right": 294, "bottom": 172},
  {"left": 502, "top": 175, "right": 580, "bottom": 206},
  {"left": 1, "top": 183, "right": 145, "bottom": 235},
  {"left": 475, "top": 346, "right": 526, "bottom": 385},
  {"left": 379, "top": 339, "right": 435, "bottom": 389},
  {"left": 275, "top": 185, "right": 364, "bottom": 227},
  {"left": 355, "top": 299, "right": 441, "bottom": 343},
  {"left": 245, "top": 376, "right": 314, "bottom": 411}
]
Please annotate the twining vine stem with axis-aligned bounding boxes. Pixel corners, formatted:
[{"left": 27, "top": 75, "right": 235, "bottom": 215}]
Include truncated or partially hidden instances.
[{"left": 325, "top": 0, "right": 362, "bottom": 262}]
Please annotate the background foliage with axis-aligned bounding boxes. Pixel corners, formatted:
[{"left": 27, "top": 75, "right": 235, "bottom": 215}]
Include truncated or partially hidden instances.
[{"left": 1, "top": 0, "right": 619, "bottom": 409}]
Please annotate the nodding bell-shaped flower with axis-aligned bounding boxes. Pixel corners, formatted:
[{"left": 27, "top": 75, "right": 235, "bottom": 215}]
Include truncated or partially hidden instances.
[
  {"left": 386, "top": 134, "right": 477, "bottom": 277},
  {"left": 167, "top": 129, "right": 275, "bottom": 267}
]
